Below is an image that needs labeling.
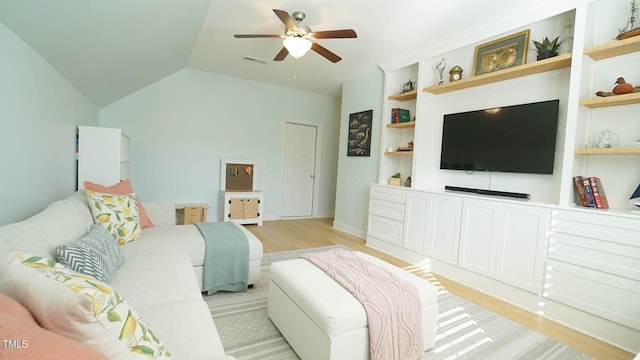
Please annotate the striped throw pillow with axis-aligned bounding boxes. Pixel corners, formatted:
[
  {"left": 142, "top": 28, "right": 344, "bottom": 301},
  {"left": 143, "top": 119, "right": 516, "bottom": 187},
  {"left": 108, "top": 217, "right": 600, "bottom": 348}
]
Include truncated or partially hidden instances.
[{"left": 56, "top": 225, "right": 125, "bottom": 283}]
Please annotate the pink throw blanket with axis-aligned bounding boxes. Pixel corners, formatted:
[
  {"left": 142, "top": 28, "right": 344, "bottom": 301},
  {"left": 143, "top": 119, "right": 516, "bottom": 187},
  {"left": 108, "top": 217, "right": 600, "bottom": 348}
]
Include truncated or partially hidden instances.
[{"left": 301, "top": 249, "right": 423, "bottom": 360}]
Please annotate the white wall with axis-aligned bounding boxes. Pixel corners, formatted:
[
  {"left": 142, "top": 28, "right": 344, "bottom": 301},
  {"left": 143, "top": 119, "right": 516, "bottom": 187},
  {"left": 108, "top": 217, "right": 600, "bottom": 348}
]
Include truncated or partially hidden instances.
[
  {"left": 333, "top": 69, "right": 384, "bottom": 237},
  {"left": 99, "top": 69, "right": 340, "bottom": 220},
  {"left": 0, "top": 22, "right": 98, "bottom": 226}
]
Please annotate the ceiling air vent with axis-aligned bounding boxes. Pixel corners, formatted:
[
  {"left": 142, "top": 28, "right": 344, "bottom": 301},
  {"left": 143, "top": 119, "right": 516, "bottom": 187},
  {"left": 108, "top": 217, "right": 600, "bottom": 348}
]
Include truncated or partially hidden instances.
[{"left": 243, "top": 56, "right": 268, "bottom": 64}]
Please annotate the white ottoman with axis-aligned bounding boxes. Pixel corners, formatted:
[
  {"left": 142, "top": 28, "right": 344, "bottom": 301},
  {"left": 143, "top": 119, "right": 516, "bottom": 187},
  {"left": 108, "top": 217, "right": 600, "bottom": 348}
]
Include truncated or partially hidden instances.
[{"left": 268, "top": 251, "right": 439, "bottom": 360}]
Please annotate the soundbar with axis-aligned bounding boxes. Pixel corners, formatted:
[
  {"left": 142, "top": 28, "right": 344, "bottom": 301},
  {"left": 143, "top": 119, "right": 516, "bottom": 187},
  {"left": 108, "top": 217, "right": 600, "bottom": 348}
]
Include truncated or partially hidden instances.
[{"left": 444, "top": 185, "right": 531, "bottom": 200}]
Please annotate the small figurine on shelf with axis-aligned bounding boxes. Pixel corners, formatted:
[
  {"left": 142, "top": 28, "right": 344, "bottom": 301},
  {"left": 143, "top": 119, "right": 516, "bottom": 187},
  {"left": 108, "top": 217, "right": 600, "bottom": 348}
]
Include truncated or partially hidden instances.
[
  {"left": 435, "top": 58, "right": 446, "bottom": 85},
  {"left": 595, "top": 77, "right": 640, "bottom": 97},
  {"left": 402, "top": 79, "right": 415, "bottom": 93}
]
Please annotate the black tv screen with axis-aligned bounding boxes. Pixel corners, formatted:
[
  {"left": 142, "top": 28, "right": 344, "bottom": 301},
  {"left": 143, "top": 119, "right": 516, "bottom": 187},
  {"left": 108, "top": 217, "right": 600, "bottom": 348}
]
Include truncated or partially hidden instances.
[{"left": 440, "top": 99, "right": 559, "bottom": 174}]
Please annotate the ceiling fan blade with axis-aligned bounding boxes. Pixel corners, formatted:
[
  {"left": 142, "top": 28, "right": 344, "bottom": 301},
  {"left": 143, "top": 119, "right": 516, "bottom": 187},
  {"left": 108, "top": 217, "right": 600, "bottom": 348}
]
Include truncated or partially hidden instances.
[
  {"left": 311, "top": 42, "right": 341, "bottom": 63},
  {"left": 311, "top": 29, "right": 357, "bottom": 39},
  {"left": 234, "top": 34, "right": 282, "bottom": 38},
  {"left": 273, "top": 9, "right": 298, "bottom": 31},
  {"left": 274, "top": 47, "right": 289, "bottom": 61}
]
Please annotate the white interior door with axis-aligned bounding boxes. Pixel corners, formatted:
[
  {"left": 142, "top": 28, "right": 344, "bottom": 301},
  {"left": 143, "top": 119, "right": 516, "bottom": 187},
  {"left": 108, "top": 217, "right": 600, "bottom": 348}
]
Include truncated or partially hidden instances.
[{"left": 281, "top": 122, "right": 317, "bottom": 217}]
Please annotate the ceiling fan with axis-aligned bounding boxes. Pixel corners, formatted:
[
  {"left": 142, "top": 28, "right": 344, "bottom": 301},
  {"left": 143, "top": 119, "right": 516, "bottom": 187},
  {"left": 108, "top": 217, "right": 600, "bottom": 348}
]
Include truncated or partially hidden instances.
[{"left": 233, "top": 9, "right": 357, "bottom": 63}]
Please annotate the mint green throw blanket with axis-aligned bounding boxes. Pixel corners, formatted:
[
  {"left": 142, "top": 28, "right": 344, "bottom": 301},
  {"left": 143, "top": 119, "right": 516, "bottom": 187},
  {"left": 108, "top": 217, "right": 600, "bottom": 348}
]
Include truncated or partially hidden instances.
[{"left": 194, "top": 222, "right": 249, "bottom": 295}]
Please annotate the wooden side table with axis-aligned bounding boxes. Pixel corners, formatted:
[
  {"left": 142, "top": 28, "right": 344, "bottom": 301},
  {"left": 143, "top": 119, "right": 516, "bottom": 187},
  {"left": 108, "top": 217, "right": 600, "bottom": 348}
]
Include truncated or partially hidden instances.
[{"left": 175, "top": 203, "right": 209, "bottom": 224}]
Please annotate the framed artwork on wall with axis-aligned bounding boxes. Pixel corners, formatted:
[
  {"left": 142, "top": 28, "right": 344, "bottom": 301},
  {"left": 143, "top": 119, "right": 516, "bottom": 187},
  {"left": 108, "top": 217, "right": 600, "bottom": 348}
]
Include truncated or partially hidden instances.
[
  {"left": 472, "top": 29, "right": 530, "bottom": 76},
  {"left": 347, "top": 110, "right": 372, "bottom": 156}
]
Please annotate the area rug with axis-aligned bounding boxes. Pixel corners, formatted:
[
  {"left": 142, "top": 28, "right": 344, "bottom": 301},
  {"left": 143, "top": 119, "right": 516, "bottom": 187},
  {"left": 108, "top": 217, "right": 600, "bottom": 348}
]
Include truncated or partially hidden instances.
[{"left": 204, "top": 246, "right": 592, "bottom": 360}]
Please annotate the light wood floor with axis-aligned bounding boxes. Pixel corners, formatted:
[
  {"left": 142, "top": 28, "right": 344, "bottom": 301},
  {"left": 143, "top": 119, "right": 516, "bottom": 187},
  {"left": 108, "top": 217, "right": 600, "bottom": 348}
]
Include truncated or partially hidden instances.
[{"left": 245, "top": 217, "right": 634, "bottom": 360}]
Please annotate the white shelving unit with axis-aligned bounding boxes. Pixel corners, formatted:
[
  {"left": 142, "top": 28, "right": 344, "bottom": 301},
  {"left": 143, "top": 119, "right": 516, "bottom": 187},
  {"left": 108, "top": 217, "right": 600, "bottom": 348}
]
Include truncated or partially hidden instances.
[
  {"left": 77, "top": 126, "right": 130, "bottom": 189},
  {"left": 380, "top": 63, "right": 419, "bottom": 187}
]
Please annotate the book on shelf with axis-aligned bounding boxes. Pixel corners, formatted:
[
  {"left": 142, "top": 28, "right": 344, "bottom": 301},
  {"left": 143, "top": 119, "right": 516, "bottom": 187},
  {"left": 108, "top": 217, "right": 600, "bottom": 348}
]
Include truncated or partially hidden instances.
[
  {"left": 589, "top": 176, "right": 609, "bottom": 209},
  {"left": 391, "top": 108, "right": 411, "bottom": 123},
  {"left": 572, "top": 176, "right": 609, "bottom": 209},
  {"left": 572, "top": 176, "right": 589, "bottom": 207},
  {"left": 582, "top": 177, "right": 596, "bottom": 208}
]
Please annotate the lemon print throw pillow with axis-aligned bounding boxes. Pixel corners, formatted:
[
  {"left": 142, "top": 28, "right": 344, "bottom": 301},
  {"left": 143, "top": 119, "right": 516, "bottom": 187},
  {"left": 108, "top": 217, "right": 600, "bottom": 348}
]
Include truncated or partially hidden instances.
[
  {"left": 86, "top": 190, "right": 141, "bottom": 244},
  {"left": 3, "top": 251, "right": 171, "bottom": 359}
]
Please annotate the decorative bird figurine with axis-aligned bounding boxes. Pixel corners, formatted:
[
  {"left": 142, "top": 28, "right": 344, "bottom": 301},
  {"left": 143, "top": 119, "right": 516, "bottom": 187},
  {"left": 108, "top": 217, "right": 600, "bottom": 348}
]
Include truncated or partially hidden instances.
[{"left": 612, "top": 77, "right": 633, "bottom": 95}]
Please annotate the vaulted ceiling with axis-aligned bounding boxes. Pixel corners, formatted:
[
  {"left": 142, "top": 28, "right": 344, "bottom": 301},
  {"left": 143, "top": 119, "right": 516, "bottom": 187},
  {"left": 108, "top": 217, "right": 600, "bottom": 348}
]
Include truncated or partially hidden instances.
[{"left": 0, "top": 0, "right": 568, "bottom": 107}]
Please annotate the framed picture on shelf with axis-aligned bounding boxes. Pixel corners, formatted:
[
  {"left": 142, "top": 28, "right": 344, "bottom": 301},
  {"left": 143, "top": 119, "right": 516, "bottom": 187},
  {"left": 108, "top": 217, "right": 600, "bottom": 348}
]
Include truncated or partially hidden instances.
[
  {"left": 472, "top": 29, "right": 530, "bottom": 76},
  {"left": 347, "top": 110, "right": 372, "bottom": 157}
]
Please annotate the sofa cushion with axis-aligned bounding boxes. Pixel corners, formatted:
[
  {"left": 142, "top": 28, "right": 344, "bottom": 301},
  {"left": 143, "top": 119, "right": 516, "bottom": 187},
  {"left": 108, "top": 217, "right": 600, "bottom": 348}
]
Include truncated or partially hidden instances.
[
  {"left": 121, "top": 225, "right": 206, "bottom": 266},
  {"left": 120, "top": 222, "right": 264, "bottom": 267},
  {"left": 137, "top": 299, "right": 227, "bottom": 360},
  {"left": 84, "top": 180, "right": 154, "bottom": 229},
  {"left": 56, "top": 224, "right": 126, "bottom": 283},
  {"left": 110, "top": 251, "right": 203, "bottom": 309},
  {"left": 0, "top": 293, "right": 108, "bottom": 360},
  {"left": 86, "top": 190, "right": 141, "bottom": 245},
  {"left": 0, "top": 191, "right": 94, "bottom": 263},
  {"left": 0, "top": 251, "right": 172, "bottom": 360}
]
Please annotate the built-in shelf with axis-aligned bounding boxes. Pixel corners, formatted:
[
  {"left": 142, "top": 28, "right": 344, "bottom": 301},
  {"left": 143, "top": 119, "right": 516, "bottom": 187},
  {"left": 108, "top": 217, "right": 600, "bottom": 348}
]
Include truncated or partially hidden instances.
[
  {"left": 384, "top": 151, "right": 413, "bottom": 156},
  {"left": 422, "top": 53, "right": 572, "bottom": 94},
  {"left": 584, "top": 35, "right": 640, "bottom": 60},
  {"left": 387, "top": 90, "right": 417, "bottom": 101},
  {"left": 579, "top": 92, "right": 640, "bottom": 108},
  {"left": 575, "top": 146, "right": 640, "bottom": 155},
  {"left": 386, "top": 121, "right": 416, "bottom": 128}
]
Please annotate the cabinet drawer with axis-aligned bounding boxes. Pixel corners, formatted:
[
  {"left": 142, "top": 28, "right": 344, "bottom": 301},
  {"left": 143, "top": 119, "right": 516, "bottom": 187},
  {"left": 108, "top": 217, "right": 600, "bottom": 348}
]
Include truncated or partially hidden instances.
[
  {"left": 370, "top": 186, "right": 406, "bottom": 204},
  {"left": 369, "top": 198, "right": 405, "bottom": 221},
  {"left": 546, "top": 259, "right": 640, "bottom": 331},
  {"left": 183, "top": 206, "right": 204, "bottom": 224},
  {"left": 550, "top": 210, "right": 640, "bottom": 279},
  {"left": 368, "top": 214, "right": 403, "bottom": 245}
]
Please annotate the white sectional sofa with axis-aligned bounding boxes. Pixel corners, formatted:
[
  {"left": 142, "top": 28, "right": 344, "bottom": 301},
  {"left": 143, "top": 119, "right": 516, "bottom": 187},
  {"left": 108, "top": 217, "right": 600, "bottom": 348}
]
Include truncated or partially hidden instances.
[{"left": 0, "top": 190, "right": 263, "bottom": 360}]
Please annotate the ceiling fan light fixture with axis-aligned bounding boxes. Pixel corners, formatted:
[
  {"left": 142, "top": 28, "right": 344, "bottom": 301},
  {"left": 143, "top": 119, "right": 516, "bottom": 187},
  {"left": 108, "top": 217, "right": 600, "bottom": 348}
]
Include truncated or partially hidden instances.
[{"left": 283, "top": 37, "right": 312, "bottom": 58}]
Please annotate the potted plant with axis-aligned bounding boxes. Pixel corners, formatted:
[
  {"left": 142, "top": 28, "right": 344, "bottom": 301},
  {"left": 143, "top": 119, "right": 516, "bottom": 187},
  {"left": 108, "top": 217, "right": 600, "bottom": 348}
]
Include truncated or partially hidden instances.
[
  {"left": 389, "top": 172, "right": 402, "bottom": 186},
  {"left": 533, "top": 36, "right": 562, "bottom": 60}
]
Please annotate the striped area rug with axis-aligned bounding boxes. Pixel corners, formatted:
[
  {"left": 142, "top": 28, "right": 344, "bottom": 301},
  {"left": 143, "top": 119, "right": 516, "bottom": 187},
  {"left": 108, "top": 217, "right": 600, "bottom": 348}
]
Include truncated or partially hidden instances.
[{"left": 204, "top": 246, "right": 592, "bottom": 360}]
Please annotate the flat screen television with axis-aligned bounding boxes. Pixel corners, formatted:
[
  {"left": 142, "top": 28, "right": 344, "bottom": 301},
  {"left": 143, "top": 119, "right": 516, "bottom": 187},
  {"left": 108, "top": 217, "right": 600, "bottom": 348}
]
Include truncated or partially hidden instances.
[{"left": 440, "top": 99, "right": 560, "bottom": 174}]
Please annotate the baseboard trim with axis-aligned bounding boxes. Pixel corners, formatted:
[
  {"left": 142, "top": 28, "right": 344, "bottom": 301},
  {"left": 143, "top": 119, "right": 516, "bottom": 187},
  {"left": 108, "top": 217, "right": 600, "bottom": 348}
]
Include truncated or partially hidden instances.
[{"left": 332, "top": 221, "right": 366, "bottom": 239}]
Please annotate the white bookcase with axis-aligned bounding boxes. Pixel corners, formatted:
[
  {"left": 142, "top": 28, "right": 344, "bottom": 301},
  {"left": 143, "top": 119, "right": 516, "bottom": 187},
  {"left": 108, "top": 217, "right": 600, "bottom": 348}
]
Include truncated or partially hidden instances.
[{"left": 77, "top": 126, "right": 130, "bottom": 189}]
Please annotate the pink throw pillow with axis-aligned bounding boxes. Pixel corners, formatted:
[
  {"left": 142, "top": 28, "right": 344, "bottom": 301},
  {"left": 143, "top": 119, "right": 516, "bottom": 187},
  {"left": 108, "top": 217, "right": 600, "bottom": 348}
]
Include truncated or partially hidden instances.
[
  {"left": 0, "top": 293, "right": 108, "bottom": 360},
  {"left": 84, "top": 179, "right": 154, "bottom": 228}
]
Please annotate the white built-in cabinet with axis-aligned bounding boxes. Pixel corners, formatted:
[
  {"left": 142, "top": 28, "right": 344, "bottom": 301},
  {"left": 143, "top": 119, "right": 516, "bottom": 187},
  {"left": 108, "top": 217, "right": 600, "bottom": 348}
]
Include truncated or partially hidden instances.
[
  {"left": 370, "top": 185, "right": 549, "bottom": 293},
  {"left": 77, "top": 126, "right": 130, "bottom": 189},
  {"left": 367, "top": 184, "right": 640, "bottom": 352},
  {"left": 547, "top": 209, "right": 640, "bottom": 331},
  {"left": 369, "top": 0, "right": 640, "bottom": 351},
  {"left": 458, "top": 199, "right": 550, "bottom": 293},
  {"left": 406, "top": 192, "right": 462, "bottom": 264}
]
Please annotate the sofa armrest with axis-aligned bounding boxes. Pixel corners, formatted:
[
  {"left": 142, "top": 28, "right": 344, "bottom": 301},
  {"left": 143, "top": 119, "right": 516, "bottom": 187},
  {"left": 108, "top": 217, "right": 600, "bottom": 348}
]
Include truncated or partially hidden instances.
[{"left": 142, "top": 202, "right": 176, "bottom": 226}]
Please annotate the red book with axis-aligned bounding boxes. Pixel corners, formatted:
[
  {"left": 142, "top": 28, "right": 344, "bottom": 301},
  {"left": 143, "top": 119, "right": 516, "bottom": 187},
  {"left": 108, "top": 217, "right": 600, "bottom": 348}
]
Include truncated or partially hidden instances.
[
  {"left": 582, "top": 177, "right": 596, "bottom": 208},
  {"left": 573, "top": 176, "right": 588, "bottom": 207},
  {"left": 589, "top": 177, "right": 609, "bottom": 209}
]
